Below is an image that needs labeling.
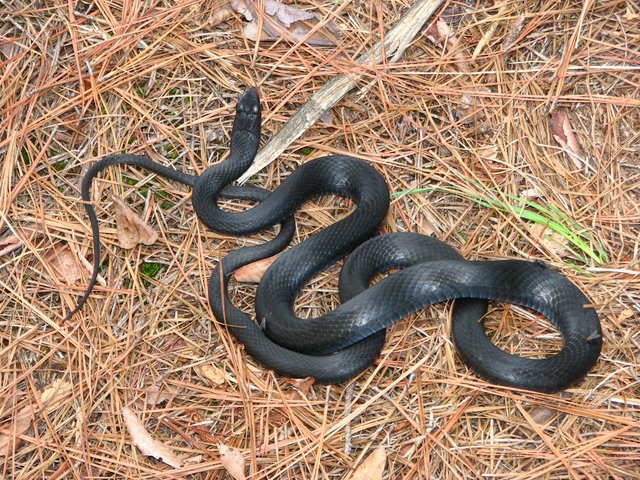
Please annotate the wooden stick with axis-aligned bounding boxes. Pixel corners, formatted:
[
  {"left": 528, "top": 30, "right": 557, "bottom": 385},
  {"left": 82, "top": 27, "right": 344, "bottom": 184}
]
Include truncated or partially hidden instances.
[{"left": 237, "top": 0, "right": 445, "bottom": 183}]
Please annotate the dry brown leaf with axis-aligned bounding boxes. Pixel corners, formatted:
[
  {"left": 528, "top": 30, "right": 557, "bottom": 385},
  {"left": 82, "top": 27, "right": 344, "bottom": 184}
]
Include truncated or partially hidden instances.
[
  {"left": 41, "top": 379, "right": 74, "bottom": 403},
  {"left": 290, "top": 377, "right": 315, "bottom": 396},
  {"left": 502, "top": 14, "right": 526, "bottom": 51},
  {"left": 205, "top": 2, "right": 235, "bottom": 27},
  {"left": 0, "top": 405, "right": 32, "bottom": 458},
  {"left": 145, "top": 384, "right": 174, "bottom": 406},
  {"left": 424, "top": 18, "right": 449, "bottom": 44},
  {"left": 218, "top": 443, "right": 246, "bottom": 480},
  {"left": 1, "top": 380, "right": 73, "bottom": 458},
  {"left": 0, "top": 37, "right": 26, "bottom": 60},
  {"left": 550, "top": 110, "right": 587, "bottom": 171},
  {"left": 112, "top": 196, "right": 158, "bottom": 249},
  {"left": 419, "top": 216, "right": 437, "bottom": 236},
  {"left": 530, "top": 406, "right": 558, "bottom": 425},
  {"left": 232, "top": 0, "right": 340, "bottom": 46},
  {"left": 520, "top": 187, "right": 544, "bottom": 199},
  {"left": 122, "top": 406, "right": 183, "bottom": 468},
  {"left": 624, "top": 4, "right": 639, "bottom": 20},
  {"left": 196, "top": 364, "right": 227, "bottom": 386},
  {"left": 529, "top": 224, "right": 567, "bottom": 256},
  {"left": 47, "top": 245, "right": 85, "bottom": 284},
  {"left": 347, "top": 445, "right": 386, "bottom": 480},
  {"left": 232, "top": 254, "right": 279, "bottom": 282}
]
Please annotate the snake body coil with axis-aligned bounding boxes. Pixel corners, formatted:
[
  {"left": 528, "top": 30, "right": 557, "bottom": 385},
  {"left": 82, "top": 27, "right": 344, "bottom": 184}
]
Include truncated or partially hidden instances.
[{"left": 71, "top": 88, "right": 602, "bottom": 392}]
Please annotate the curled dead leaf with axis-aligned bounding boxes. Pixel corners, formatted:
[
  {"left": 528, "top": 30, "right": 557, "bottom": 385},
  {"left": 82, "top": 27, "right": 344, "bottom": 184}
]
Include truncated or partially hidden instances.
[
  {"left": 218, "top": 443, "right": 246, "bottom": 480},
  {"left": 232, "top": 0, "right": 341, "bottom": 46},
  {"left": 112, "top": 196, "right": 158, "bottom": 249},
  {"left": 204, "top": 2, "right": 235, "bottom": 28},
  {"left": 233, "top": 254, "right": 279, "bottom": 282},
  {"left": 502, "top": 15, "right": 526, "bottom": 52},
  {"left": 122, "top": 406, "right": 184, "bottom": 468},
  {"left": 347, "top": 445, "right": 386, "bottom": 480},
  {"left": 76, "top": 252, "right": 107, "bottom": 287}
]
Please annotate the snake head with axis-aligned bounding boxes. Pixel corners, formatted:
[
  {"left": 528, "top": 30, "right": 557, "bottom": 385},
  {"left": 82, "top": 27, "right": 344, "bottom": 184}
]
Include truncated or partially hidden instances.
[{"left": 232, "top": 87, "right": 262, "bottom": 147}]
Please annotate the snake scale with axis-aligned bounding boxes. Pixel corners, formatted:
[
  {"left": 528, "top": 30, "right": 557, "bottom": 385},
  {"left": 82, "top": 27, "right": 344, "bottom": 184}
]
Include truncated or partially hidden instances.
[{"left": 67, "top": 88, "right": 602, "bottom": 392}]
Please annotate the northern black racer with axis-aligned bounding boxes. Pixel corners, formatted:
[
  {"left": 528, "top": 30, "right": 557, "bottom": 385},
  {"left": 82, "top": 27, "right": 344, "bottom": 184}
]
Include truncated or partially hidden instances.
[{"left": 66, "top": 87, "right": 603, "bottom": 392}]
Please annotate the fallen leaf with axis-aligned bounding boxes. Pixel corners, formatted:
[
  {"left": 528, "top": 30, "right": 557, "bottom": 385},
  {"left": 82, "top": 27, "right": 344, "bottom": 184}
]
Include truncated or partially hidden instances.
[
  {"left": 290, "top": 376, "right": 315, "bottom": 396},
  {"left": 0, "top": 37, "right": 26, "bottom": 60},
  {"left": 550, "top": 110, "right": 587, "bottom": 171},
  {"left": 0, "top": 405, "right": 32, "bottom": 457},
  {"left": 196, "top": 364, "right": 227, "bottom": 386},
  {"left": 218, "top": 443, "right": 246, "bottom": 480},
  {"left": 145, "top": 384, "right": 173, "bottom": 406},
  {"left": 232, "top": 0, "right": 340, "bottom": 46},
  {"left": 624, "top": 4, "right": 639, "bottom": 20},
  {"left": 420, "top": 216, "right": 436, "bottom": 236},
  {"left": 619, "top": 309, "right": 634, "bottom": 322},
  {"left": 424, "top": 18, "right": 450, "bottom": 44},
  {"left": 530, "top": 406, "right": 557, "bottom": 425},
  {"left": 347, "top": 445, "right": 386, "bottom": 480},
  {"left": 1, "top": 380, "right": 74, "bottom": 457},
  {"left": 528, "top": 224, "right": 567, "bottom": 256},
  {"left": 0, "top": 234, "right": 21, "bottom": 257},
  {"left": 41, "top": 379, "right": 74, "bottom": 403},
  {"left": 520, "top": 187, "right": 544, "bottom": 199},
  {"left": 233, "top": 254, "right": 279, "bottom": 282},
  {"left": 122, "top": 406, "right": 183, "bottom": 468},
  {"left": 47, "top": 245, "right": 85, "bottom": 284},
  {"left": 112, "top": 196, "right": 158, "bottom": 249},
  {"left": 204, "top": 2, "right": 235, "bottom": 27}
]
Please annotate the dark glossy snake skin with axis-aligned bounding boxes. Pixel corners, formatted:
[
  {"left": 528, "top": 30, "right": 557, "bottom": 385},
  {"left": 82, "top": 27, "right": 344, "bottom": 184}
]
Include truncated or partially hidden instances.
[{"left": 69, "top": 88, "right": 602, "bottom": 392}]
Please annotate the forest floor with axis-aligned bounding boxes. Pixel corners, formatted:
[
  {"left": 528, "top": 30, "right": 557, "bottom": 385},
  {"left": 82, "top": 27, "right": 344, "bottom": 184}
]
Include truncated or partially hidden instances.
[{"left": 1, "top": 0, "right": 639, "bottom": 478}]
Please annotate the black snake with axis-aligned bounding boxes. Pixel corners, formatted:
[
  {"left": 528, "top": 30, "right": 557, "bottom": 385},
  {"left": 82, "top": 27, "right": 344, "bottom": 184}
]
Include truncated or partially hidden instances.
[{"left": 67, "top": 88, "right": 602, "bottom": 392}]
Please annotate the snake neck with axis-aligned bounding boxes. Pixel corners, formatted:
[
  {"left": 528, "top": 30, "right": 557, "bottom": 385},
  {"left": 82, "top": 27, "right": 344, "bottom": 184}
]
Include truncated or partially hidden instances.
[{"left": 192, "top": 88, "right": 262, "bottom": 229}]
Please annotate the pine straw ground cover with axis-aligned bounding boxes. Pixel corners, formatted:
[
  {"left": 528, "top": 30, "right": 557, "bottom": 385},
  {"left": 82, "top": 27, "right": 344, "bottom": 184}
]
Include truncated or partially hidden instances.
[{"left": 1, "top": 0, "right": 639, "bottom": 478}]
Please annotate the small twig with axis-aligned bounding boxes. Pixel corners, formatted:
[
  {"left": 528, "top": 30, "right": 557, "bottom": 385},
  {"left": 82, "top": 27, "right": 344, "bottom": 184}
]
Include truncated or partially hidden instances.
[{"left": 237, "top": 0, "right": 445, "bottom": 183}]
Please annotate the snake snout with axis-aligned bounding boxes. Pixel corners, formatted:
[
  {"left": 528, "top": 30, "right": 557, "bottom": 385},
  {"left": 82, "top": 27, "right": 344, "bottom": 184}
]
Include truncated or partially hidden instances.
[{"left": 238, "top": 87, "right": 260, "bottom": 114}]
